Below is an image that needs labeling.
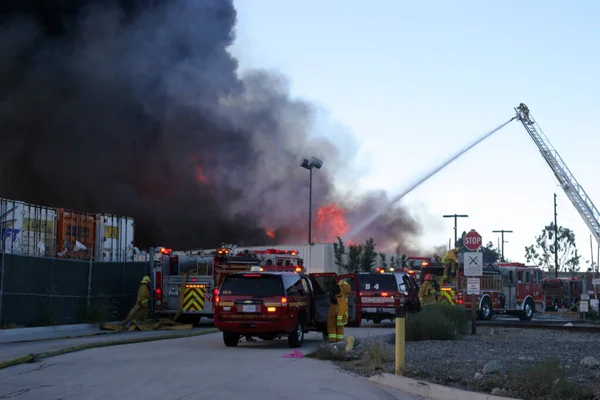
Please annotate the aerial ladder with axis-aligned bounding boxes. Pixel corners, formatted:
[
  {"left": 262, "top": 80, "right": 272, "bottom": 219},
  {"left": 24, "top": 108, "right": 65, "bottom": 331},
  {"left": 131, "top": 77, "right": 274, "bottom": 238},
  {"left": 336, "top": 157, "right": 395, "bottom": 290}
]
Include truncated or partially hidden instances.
[{"left": 514, "top": 103, "right": 600, "bottom": 246}]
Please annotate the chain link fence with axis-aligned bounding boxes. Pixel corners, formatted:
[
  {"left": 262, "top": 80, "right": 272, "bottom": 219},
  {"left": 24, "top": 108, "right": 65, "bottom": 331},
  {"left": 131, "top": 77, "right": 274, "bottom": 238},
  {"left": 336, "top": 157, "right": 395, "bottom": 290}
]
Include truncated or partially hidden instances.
[{"left": 0, "top": 253, "right": 149, "bottom": 326}]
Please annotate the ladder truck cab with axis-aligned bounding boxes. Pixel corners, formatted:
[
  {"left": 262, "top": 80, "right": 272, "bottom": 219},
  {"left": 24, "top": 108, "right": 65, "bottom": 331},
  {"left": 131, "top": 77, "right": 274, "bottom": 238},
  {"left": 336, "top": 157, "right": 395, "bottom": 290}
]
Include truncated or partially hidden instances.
[
  {"left": 404, "top": 257, "right": 433, "bottom": 281},
  {"left": 542, "top": 277, "right": 583, "bottom": 312},
  {"left": 152, "top": 247, "right": 215, "bottom": 323},
  {"left": 420, "top": 261, "right": 544, "bottom": 321}
]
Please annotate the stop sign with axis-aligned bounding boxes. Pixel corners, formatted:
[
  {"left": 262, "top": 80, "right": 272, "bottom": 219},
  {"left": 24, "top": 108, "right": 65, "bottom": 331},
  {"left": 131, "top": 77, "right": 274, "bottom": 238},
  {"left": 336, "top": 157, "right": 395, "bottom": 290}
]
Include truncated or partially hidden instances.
[{"left": 464, "top": 230, "right": 482, "bottom": 251}]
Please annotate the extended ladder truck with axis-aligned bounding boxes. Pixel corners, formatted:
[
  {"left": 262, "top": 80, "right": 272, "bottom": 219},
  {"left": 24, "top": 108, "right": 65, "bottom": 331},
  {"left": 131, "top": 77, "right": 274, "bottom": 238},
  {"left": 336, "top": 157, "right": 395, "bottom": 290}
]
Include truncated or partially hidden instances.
[{"left": 515, "top": 104, "right": 600, "bottom": 301}]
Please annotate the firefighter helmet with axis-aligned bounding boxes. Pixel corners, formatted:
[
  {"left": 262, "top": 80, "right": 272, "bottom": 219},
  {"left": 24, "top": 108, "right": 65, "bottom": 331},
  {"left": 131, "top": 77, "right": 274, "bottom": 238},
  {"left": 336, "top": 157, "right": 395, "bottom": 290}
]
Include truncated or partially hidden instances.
[
  {"left": 424, "top": 274, "right": 433, "bottom": 281},
  {"left": 141, "top": 276, "right": 151, "bottom": 284}
]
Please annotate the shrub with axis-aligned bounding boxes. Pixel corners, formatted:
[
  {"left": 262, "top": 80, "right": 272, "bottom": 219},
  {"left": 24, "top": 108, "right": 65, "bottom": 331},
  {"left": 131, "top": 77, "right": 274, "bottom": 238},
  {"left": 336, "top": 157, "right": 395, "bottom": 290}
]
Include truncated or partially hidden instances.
[
  {"left": 86, "top": 297, "right": 120, "bottom": 323},
  {"left": 306, "top": 344, "right": 358, "bottom": 362},
  {"left": 502, "top": 355, "right": 595, "bottom": 400},
  {"left": 405, "top": 303, "right": 470, "bottom": 341},
  {"left": 360, "top": 336, "right": 394, "bottom": 373}
]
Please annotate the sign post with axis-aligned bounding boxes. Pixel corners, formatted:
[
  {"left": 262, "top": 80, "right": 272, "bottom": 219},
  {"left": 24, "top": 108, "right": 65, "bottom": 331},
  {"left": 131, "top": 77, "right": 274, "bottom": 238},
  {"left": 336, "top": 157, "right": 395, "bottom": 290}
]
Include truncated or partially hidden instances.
[
  {"left": 463, "top": 230, "right": 482, "bottom": 335},
  {"left": 592, "top": 278, "right": 600, "bottom": 300}
]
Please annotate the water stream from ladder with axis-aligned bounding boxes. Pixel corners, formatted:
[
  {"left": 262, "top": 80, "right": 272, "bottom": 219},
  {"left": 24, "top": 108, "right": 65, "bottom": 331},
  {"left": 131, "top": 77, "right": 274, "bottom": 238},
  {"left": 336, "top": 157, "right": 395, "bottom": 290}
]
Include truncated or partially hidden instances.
[{"left": 343, "top": 116, "right": 518, "bottom": 242}]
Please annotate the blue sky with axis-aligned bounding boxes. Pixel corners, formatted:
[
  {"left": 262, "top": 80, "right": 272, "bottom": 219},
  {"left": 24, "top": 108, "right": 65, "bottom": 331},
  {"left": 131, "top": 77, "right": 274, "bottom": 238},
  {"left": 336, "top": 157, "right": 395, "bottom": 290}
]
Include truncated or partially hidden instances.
[{"left": 231, "top": 0, "right": 600, "bottom": 266}]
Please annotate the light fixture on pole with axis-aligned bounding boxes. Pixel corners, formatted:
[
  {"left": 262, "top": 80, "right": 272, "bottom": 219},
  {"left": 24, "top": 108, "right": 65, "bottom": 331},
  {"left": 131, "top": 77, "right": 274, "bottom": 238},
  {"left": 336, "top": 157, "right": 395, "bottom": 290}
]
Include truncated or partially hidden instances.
[
  {"left": 443, "top": 214, "right": 469, "bottom": 247},
  {"left": 300, "top": 156, "right": 323, "bottom": 245},
  {"left": 492, "top": 230, "right": 513, "bottom": 262}
]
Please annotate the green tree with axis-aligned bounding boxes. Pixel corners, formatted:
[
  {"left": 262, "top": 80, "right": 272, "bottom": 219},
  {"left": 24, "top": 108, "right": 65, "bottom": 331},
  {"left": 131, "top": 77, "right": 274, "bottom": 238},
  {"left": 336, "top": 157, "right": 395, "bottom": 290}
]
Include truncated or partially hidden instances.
[
  {"left": 400, "top": 253, "right": 408, "bottom": 269},
  {"left": 524, "top": 222, "right": 581, "bottom": 274},
  {"left": 379, "top": 252, "right": 388, "bottom": 270},
  {"left": 347, "top": 244, "right": 363, "bottom": 274},
  {"left": 481, "top": 241, "right": 500, "bottom": 263},
  {"left": 393, "top": 246, "right": 404, "bottom": 269},
  {"left": 360, "top": 238, "right": 377, "bottom": 272},
  {"left": 333, "top": 236, "right": 347, "bottom": 273}
]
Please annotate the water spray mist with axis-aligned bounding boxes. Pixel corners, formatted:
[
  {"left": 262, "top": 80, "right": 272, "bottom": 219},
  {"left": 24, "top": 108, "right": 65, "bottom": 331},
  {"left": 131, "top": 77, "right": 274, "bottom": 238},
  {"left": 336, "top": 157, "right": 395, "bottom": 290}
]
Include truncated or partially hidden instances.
[{"left": 343, "top": 116, "right": 518, "bottom": 241}]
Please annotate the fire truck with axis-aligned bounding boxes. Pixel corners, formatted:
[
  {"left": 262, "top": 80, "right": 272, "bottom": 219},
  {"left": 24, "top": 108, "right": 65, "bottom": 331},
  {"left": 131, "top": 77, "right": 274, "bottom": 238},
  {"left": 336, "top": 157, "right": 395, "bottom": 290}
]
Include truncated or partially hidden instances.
[
  {"left": 420, "top": 261, "right": 544, "bottom": 321},
  {"left": 542, "top": 277, "right": 583, "bottom": 311},
  {"left": 404, "top": 257, "right": 433, "bottom": 281},
  {"left": 151, "top": 245, "right": 305, "bottom": 323}
]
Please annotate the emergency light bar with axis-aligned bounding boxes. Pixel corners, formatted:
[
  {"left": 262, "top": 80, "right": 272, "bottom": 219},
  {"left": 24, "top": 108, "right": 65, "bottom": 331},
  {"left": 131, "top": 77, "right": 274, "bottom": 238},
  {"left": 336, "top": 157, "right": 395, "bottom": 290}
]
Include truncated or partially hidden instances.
[
  {"left": 217, "top": 248, "right": 230, "bottom": 255},
  {"left": 159, "top": 248, "right": 172, "bottom": 255},
  {"left": 250, "top": 266, "right": 262, "bottom": 272},
  {"left": 264, "top": 249, "right": 299, "bottom": 256}
]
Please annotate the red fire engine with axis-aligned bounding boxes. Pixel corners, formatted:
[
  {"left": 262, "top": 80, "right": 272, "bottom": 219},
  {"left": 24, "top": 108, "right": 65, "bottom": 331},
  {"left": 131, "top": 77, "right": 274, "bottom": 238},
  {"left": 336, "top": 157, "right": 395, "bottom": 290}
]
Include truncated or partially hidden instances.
[
  {"left": 542, "top": 277, "right": 583, "bottom": 311},
  {"left": 420, "top": 261, "right": 544, "bottom": 321},
  {"left": 151, "top": 246, "right": 305, "bottom": 323}
]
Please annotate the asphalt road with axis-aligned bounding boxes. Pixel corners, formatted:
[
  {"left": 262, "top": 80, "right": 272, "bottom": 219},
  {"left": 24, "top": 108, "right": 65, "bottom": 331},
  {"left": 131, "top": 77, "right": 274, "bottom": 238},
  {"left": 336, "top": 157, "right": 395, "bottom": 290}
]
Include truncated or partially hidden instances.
[{"left": 0, "top": 324, "right": 426, "bottom": 400}]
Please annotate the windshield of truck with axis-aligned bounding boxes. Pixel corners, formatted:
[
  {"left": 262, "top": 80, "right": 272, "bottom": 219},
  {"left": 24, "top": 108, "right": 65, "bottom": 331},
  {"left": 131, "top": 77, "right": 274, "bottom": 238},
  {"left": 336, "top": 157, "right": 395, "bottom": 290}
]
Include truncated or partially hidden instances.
[
  {"left": 220, "top": 274, "right": 284, "bottom": 297},
  {"left": 357, "top": 274, "right": 397, "bottom": 292}
]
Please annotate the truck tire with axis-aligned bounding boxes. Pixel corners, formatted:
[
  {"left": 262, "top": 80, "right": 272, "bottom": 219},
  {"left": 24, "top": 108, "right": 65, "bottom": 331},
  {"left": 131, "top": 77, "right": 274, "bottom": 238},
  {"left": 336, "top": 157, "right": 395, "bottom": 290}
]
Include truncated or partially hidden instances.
[
  {"left": 288, "top": 322, "right": 304, "bottom": 348},
  {"left": 223, "top": 331, "right": 240, "bottom": 347},
  {"left": 518, "top": 298, "right": 534, "bottom": 321},
  {"left": 480, "top": 297, "right": 493, "bottom": 321}
]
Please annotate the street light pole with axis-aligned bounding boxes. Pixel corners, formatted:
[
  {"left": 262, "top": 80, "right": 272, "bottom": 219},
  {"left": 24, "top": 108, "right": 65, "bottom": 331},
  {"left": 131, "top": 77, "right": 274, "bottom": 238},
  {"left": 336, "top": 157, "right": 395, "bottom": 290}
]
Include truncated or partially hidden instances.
[
  {"left": 308, "top": 168, "right": 312, "bottom": 245},
  {"left": 443, "top": 214, "right": 469, "bottom": 247},
  {"left": 492, "top": 230, "right": 513, "bottom": 262},
  {"left": 301, "top": 156, "right": 323, "bottom": 245}
]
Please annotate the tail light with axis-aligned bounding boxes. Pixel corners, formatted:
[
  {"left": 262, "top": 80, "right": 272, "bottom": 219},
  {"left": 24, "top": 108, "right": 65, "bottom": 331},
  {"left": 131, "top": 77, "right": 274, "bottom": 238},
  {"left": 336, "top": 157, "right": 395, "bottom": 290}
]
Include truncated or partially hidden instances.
[
  {"left": 458, "top": 295, "right": 463, "bottom": 305},
  {"left": 381, "top": 292, "right": 389, "bottom": 297}
]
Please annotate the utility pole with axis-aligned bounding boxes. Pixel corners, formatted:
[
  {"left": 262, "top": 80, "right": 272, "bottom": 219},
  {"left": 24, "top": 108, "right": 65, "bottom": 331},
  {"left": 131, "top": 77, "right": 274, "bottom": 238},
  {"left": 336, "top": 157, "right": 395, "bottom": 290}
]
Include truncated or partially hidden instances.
[
  {"left": 554, "top": 193, "right": 559, "bottom": 278},
  {"left": 492, "top": 230, "right": 513, "bottom": 262},
  {"left": 443, "top": 214, "right": 469, "bottom": 247}
]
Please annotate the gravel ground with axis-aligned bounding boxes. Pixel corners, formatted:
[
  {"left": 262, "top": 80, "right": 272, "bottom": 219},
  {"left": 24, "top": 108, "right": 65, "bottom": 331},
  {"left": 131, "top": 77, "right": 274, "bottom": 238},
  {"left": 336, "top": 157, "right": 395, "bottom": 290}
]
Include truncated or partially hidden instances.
[{"left": 335, "top": 328, "right": 600, "bottom": 399}]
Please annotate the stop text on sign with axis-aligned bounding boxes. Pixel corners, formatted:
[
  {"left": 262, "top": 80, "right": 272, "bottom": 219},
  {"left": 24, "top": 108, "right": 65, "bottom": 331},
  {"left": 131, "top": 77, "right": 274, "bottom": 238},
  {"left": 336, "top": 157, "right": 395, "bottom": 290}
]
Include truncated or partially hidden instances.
[{"left": 464, "top": 237, "right": 481, "bottom": 246}]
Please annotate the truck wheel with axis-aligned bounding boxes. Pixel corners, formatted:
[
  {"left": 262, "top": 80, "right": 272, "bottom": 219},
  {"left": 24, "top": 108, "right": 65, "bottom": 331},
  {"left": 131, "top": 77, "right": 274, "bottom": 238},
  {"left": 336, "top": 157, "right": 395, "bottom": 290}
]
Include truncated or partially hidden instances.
[
  {"left": 480, "top": 297, "right": 493, "bottom": 321},
  {"left": 288, "top": 322, "right": 304, "bottom": 348},
  {"left": 518, "top": 299, "right": 534, "bottom": 321},
  {"left": 223, "top": 331, "right": 240, "bottom": 347}
]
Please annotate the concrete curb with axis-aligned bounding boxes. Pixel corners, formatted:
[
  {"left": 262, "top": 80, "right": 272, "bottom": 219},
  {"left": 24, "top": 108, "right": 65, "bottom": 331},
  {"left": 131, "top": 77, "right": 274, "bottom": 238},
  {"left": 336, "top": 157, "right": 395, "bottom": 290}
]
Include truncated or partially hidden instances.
[
  {"left": 0, "top": 321, "right": 123, "bottom": 344},
  {"left": 369, "top": 373, "right": 520, "bottom": 400},
  {"left": 0, "top": 328, "right": 219, "bottom": 370},
  {"left": 0, "top": 322, "right": 105, "bottom": 337}
]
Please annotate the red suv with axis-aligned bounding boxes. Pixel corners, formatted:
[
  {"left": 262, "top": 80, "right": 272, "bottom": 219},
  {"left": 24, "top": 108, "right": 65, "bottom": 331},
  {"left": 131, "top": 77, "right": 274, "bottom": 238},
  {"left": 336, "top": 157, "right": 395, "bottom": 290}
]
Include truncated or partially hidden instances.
[
  {"left": 214, "top": 271, "right": 360, "bottom": 347},
  {"left": 357, "top": 272, "right": 420, "bottom": 323}
]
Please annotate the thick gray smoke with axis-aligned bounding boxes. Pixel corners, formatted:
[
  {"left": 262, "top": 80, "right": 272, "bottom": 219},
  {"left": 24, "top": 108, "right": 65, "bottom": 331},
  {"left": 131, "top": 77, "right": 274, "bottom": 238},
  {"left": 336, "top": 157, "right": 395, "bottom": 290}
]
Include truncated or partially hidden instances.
[{"left": 0, "top": 0, "right": 425, "bottom": 252}]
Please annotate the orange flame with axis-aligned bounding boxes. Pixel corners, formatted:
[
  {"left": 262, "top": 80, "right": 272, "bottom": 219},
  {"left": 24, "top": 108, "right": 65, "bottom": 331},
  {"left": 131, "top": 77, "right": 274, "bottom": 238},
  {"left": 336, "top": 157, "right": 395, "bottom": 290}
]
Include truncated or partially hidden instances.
[
  {"left": 265, "top": 229, "right": 276, "bottom": 239},
  {"left": 315, "top": 202, "right": 350, "bottom": 242},
  {"left": 195, "top": 165, "right": 208, "bottom": 184},
  {"left": 189, "top": 154, "right": 208, "bottom": 184}
]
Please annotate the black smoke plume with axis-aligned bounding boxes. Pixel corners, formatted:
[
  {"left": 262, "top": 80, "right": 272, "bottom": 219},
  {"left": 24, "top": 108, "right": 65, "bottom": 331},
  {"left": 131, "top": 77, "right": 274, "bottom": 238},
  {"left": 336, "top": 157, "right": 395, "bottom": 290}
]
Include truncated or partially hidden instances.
[{"left": 0, "top": 0, "right": 425, "bottom": 252}]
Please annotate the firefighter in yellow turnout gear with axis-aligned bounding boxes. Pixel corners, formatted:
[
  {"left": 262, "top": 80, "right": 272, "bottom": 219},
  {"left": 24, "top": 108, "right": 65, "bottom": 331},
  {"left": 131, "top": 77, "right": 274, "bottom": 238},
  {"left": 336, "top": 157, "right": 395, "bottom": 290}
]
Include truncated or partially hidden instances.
[
  {"left": 122, "top": 276, "right": 151, "bottom": 326},
  {"left": 418, "top": 274, "right": 440, "bottom": 307},
  {"left": 442, "top": 248, "right": 460, "bottom": 284},
  {"left": 327, "top": 280, "right": 351, "bottom": 343}
]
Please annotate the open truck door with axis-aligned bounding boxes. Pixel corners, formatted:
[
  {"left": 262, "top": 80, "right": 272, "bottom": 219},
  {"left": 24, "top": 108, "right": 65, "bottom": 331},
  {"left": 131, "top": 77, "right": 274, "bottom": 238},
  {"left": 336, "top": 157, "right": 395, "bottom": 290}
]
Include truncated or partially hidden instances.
[
  {"left": 309, "top": 273, "right": 338, "bottom": 324},
  {"left": 338, "top": 274, "right": 362, "bottom": 327}
]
